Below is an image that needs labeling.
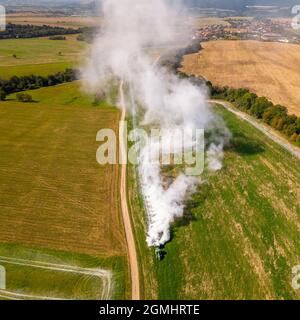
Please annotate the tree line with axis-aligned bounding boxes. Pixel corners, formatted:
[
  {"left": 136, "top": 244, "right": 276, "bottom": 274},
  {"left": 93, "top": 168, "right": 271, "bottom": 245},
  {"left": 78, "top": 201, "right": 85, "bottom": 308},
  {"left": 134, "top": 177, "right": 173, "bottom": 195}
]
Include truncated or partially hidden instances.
[
  {"left": 0, "top": 23, "right": 82, "bottom": 40},
  {"left": 209, "top": 84, "right": 300, "bottom": 145},
  {"left": 0, "top": 69, "right": 78, "bottom": 101}
]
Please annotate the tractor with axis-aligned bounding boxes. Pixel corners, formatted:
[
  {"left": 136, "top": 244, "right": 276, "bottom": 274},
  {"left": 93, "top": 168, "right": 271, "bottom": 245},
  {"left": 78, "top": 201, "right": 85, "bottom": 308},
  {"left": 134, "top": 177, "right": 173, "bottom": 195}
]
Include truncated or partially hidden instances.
[{"left": 155, "top": 245, "right": 164, "bottom": 261}]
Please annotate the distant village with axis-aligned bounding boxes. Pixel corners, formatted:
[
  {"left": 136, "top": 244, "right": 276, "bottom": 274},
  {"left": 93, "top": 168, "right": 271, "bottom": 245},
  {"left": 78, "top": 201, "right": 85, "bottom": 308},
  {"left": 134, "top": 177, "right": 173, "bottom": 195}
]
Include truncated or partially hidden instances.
[{"left": 194, "top": 18, "right": 300, "bottom": 44}]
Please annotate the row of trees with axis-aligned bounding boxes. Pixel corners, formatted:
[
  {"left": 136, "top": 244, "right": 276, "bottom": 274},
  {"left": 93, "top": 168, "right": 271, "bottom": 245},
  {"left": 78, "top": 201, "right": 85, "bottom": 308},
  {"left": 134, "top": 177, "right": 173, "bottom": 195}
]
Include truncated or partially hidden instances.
[
  {"left": 0, "top": 23, "right": 82, "bottom": 40},
  {"left": 210, "top": 84, "right": 300, "bottom": 145},
  {"left": 0, "top": 69, "right": 78, "bottom": 100}
]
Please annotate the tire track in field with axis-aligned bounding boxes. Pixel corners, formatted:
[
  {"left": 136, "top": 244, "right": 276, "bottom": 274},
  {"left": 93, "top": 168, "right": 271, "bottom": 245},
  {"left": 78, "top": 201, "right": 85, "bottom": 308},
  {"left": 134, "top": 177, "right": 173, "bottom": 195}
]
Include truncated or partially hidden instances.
[
  {"left": 0, "top": 256, "right": 113, "bottom": 300},
  {"left": 210, "top": 99, "right": 300, "bottom": 160}
]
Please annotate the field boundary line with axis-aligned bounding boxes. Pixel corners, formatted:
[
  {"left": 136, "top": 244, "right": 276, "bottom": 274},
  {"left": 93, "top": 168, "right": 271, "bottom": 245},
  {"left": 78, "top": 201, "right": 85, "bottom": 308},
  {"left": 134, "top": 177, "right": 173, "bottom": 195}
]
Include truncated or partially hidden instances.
[{"left": 0, "top": 256, "right": 113, "bottom": 300}]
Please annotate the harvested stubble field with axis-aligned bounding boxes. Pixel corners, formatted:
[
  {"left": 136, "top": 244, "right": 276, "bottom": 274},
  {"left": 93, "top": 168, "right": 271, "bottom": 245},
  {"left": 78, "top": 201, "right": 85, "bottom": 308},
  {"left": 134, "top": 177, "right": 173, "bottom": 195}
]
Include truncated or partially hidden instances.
[
  {"left": 0, "top": 82, "right": 126, "bottom": 257},
  {"left": 0, "top": 35, "right": 86, "bottom": 68},
  {"left": 181, "top": 40, "right": 300, "bottom": 116},
  {"left": 129, "top": 106, "right": 300, "bottom": 300}
]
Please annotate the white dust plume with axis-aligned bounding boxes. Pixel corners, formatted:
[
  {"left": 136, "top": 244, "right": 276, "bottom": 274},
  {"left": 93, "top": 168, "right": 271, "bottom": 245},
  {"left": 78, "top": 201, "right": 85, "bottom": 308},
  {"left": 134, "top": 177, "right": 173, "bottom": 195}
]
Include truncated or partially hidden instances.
[{"left": 82, "top": 0, "right": 230, "bottom": 247}]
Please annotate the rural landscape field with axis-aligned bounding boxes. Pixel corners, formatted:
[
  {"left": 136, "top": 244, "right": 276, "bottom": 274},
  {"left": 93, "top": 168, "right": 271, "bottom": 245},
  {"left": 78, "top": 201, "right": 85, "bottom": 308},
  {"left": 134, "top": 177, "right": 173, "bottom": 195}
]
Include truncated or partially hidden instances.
[
  {"left": 181, "top": 40, "right": 300, "bottom": 116},
  {"left": 0, "top": 0, "right": 300, "bottom": 304}
]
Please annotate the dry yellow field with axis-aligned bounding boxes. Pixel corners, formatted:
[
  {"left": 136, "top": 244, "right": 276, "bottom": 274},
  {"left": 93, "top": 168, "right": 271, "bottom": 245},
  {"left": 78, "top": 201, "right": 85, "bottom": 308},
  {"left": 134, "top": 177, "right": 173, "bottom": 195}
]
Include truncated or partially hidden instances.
[
  {"left": 7, "top": 15, "right": 101, "bottom": 28},
  {"left": 181, "top": 40, "right": 300, "bottom": 116}
]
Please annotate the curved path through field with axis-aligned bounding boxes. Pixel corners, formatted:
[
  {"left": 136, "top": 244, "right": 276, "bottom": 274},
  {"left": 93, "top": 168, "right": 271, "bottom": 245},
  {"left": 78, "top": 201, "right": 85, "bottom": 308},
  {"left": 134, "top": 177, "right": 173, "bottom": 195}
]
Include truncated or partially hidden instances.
[
  {"left": 119, "top": 81, "right": 140, "bottom": 300},
  {"left": 0, "top": 256, "right": 112, "bottom": 300},
  {"left": 210, "top": 99, "right": 300, "bottom": 160}
]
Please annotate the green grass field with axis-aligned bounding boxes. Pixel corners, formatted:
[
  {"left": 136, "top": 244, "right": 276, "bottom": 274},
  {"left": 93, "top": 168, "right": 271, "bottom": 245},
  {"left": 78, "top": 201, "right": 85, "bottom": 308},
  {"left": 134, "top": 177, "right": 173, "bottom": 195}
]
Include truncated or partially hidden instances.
[
  {"left": 0, "top": 82, "right": 129, "bottom": 300},
  {"left": 0, "top": 61, "right": 76, "bottom": 79},
  {"left": 1, "top": 31, "right": 300, "bottom": 300},
  {"left": 129, "top": 105, "right": 300, "bottom": 300},
  {"left": 0, "top": 36, "right": 86, "bottom": 78}
]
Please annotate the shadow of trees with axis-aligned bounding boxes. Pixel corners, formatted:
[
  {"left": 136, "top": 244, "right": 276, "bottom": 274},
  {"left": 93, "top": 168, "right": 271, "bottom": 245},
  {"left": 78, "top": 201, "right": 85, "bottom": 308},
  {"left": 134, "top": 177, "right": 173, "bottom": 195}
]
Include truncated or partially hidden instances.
[{"left": 227, "top": 132, "right": 265, "bottom": 155}]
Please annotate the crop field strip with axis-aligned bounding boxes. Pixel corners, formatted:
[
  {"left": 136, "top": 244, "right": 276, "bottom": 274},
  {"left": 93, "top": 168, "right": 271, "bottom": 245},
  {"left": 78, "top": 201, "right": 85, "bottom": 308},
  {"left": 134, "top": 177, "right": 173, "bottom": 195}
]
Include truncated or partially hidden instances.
[
  {"left": 6, "top": 15, "right": 101, "bottom": 29},
  {"left": 181, "top": 40, "right": 300, "bottom": 116}
]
